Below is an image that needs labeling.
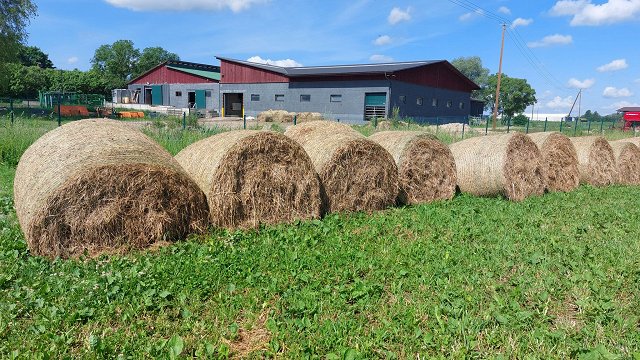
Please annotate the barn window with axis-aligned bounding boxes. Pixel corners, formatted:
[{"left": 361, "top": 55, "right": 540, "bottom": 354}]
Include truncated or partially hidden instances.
[
  {"left": 459, "top": 101, "right": 465, "bottom": 109},
  {"left": 175, "top": 91, "right": 182, "bottom": 97},
  {"left": 205, "top": 91, "right": 212, "bottom": 97},
  {"left": 399, "top": 95, "right": 406, "bottom": 104},
  {"left": 251, "top": 94, "right": 260, "bottom": 101},
  {"left": 300, "top": 94, "right": 311, "bottom": 102},
  {"left": 330, "top": 94, "right": 342, "bottom": 103},
  {"left": 446, "top": 100, "right": 453, "bottom": 108},
  {"left": 432, "top": 98, "right": 438, "bottom": 107},
  {"left": 417, "top": 97, "right": 423, "bottom": 106},
  {"left": 275, "top": 94, "right": 285, "bottom": 102}
]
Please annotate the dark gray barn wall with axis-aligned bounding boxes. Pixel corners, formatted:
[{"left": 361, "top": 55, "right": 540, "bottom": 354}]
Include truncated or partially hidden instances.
[
  {"left": 221, "top": 80, "right": 390, "bottom": 123},
  {"left": 389, "top": 80, "right": 471, "bottom": 124}
]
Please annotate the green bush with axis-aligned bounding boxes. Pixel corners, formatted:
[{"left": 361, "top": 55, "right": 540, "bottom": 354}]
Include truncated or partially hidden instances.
[{"left": 512, "top": 114, "right": 529, "bottom": 126}]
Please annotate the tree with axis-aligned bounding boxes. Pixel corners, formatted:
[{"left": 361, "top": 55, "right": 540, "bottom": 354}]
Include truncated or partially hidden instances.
[
  {"left": 0, "top": 0, "right": 37, "bottom": 64},
  {"left": 451, "top": 56, "right": 489, "bottom": 98},
  {"left": 91, "top": 40, "right": 140, "bottom": 88},
  {"left": 17, "top": 45, "right": 54, "bottom": 68},
  {"left": 134, "top": 46, "right": 179, "bottom": 78},
  {"left": 482, "top": 74, "right": 536, "bottom": 121}
]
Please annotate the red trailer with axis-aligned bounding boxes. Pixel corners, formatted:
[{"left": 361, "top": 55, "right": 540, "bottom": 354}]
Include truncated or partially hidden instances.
[{"left": 623, "top": 111, "right": 640, "bottom": 131}]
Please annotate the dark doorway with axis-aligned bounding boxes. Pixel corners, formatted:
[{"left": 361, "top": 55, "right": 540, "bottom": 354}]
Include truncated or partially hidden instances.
[
  {"left": 223, "top": 93, "right": 243, "bottom": 117},
  {"left": 188, "top": 92, "right": 196, "bottom": 108},
  {"left": 144, "top": 88, "right": 153, "bottom": 105}
]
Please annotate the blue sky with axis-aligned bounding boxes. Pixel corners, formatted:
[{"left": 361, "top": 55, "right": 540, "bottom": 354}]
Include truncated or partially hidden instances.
[{"left": 26, "top": 0, "right": 640, "bottom": 115}]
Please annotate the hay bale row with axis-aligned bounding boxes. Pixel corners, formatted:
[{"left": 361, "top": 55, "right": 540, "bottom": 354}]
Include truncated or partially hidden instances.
[
  {"left": 449, "top": 133, "right": 545, "bottom": 201},
  {"left": 569, "top": 136, "right": 618, "bottom": 187},
  {"left": 175, "top": 131, "right": 322, "bottom": 228},
  {"left": 527, "top": 132, "right": 579, "bottom": 192},
  {"left": 284, "top": 121, "right": 398, "bottom": 213},
  {"left": 257, "top": 110, "right": 294, "bottom": 123},
  {"left": 369, "top": 131, "right": 456, "bottom": 204},
  {"left": 14, "top": 119, "right": 209, "bottom": 259},
  {"left": 610, "top": 140, "right": 640, "bottom": 185}
]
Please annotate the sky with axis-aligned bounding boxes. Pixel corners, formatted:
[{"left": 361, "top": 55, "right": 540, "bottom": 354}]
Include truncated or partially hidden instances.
[{"left": 25, "top": 0, "right": 640, "bottom": 115}]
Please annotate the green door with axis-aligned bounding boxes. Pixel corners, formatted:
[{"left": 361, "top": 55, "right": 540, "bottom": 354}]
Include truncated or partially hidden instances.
[
  {"left": 195, "top": 90, "right": 206, "bottom": 109},
  {"left": 365, "top": 92, "right": 387, "bottom": 106},
  {"left": 151, "top": 85, "right": 163, "bottom": 105},
  {"left": 364, "top": 92, "right": 387, "bottom": 120}
]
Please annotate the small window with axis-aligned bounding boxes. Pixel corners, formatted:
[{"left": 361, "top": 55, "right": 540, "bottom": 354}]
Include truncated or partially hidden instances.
[
  {"left": 432, "top": 98, "right": 438, "bottom": 107},
  {"left": 175, "top": 91, "right": 182, "bottom": 97},
  {"left": 447, "top": 100, "right": 453, "bottom": 108},
  {"left": 330, "top": 94, "right": 342, "bottom": 103},
  {"left": 251, "top": 94, "right": 260, "bottom": 101},
  {"left": 205, "top": 91, "right": 212, "bottom": 97},
  {"left": 399, "top": 95, "right": 406, "bottom": 104},
  {"left": 417, "top": 97, "right": 423, "bottom": 106},
  {"left": 275, "top": 94, "right": 285, "bottom": 102},
  {"left": 459, "top": 101, "right": 465, "bottom": 109},
  {"left": 300, "top": 94, "right": 311, "bottom": 102}
]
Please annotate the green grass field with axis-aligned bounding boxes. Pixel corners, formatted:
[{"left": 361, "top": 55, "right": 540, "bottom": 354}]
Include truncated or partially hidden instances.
[{"left": 1, "top": 117, "right": 639, "bottom": 358}]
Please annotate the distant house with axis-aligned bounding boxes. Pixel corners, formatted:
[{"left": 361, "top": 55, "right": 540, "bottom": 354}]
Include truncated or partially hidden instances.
[
  {"left": 216, "top": 56, "right": 480, "bottom": 123},
  {"left": 127, "top": 60, "right": 220, "bottom": 110}
]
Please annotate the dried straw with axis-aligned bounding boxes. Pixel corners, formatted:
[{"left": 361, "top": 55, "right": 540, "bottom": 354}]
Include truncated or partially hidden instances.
[
  {"left": 615, "top": 137, "right": 640, "bottom": 147},
  {"left": 569, "top": 136, "right": 618, "bottom": 187},
  {"left": 448, "top": 132, "right": 545, "bottom": 201},
  {"left": 609, "top": 140, "right": 640, "bottom": 185},
  {"left": 13, "top": 119, "right": 209, "bottom": 259},
  {"left": 284, "top": 121, "right": 398, "bottom": 213},
  {"left": 175, "top": 130, "right": 322, "bottom": 228},
  {"left": 369, "top": 131, "right": 456, "bottom": 204},
  {"left": 257, "top": 110, "right": 294, "bottom": 123},
  {"left": 527, "top": 132, "right": 579, "bottom": 192}
]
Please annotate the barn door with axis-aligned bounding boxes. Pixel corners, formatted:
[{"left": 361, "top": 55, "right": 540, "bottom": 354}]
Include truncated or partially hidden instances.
[
  {"left": 195, "top": 90, "right": 206, "bottom": 109},
  {"left": 151, "top": 85, "right": 163, "bottom": 105},
  {"left": 364, "top": 92, "right": 387, "bottom": 121}
]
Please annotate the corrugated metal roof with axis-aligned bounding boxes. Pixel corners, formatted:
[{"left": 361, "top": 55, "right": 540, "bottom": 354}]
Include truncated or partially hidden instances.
[
  {"left": 166, "top": 65, "right": 220, "bottom": 81},
  {"left": 216, "top": 56, "right": 442, "bottom": 77},
  {"left": 618, "top": 107, "right": 640, "bottom": 112}
]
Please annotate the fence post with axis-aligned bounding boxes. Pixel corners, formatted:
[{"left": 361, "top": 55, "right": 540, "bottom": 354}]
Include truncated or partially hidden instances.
[
  {"left": 57, "top": 94, "right": 62, "bottom": 127},
  {"left": 10, "top": 98, "right": 14, "bottom": 125},
  {"left": 573, "top": 117, "right": 578, "bottom": 136},
  {"left": 506, "top": 117, "right": 511, "bottom": 133},
  {"left": 599, "top": 118, "right": 604, "bottom": 134},
  {"left": 461, "top": 122, "right": 465, "bottom": 139},
  {"left": 544, "top": 117, "right": 548, "bottom": 132},
  {"left": 560, "top": 118, "right": 564, "bottom": 133},
  {"left": 294, "top": 114, "right": 297, "bottom": 126},
  {"left": 484, "top": 116, "right": 489, "bottom": 135},
  {"left": 243, "top": 114, "right": 246, "bottom": 129},
  {"left": 373, "top": 116, "right": 376, "bottom": 128},
  {"left": 182, "top": 112, "right": 186, "bottom": 130},
  {"left": 587, "top": 118, "right": 592, "bottom": 134},
  {"left": 525, "top": 117, "right": 530, "bottom": 134}
]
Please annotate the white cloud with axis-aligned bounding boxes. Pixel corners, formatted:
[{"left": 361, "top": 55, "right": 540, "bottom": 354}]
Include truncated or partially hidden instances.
[
  {"left": 603, "top": 86, "right": 633, "bottom": 98},
  {"left": 373, "top": 35, "right": 392, "bottom": 46},
  {"left": 597, "top": 58, "right": 628, "bottom": 72},
  {"left": 550, "top": 0, "right": 640, "bottom": 26},
  {"left": 511, "top": 17, "right": 533, "bottom": 29},
  {"left": 546, "top": 95, "right": 576, "bottom": 110},
  {"left": 67, "top": 56, "right": 79, "bottom": 64},
  {"left": 104, "top": 0, "right": 267, "bottom": 12},
  {"left": 370, "top": 54, "right": 394, "bottom": 63},
  {"left": 247, "top": 56, "right": 302, "bottom": 67},
  {"left": 568, "top": 78, "right": 595, "bottom": 89},
  {"left": 609, "top": 100, "right": 640, "bottom": 109},
  {"left": 527, "top": 34, "right": 573, "bottom": 48},
  {"left": 498, "top": 6, "right": 511, "bottom": 15},
  {"left": 388, "top": 7, "right": 411, "bottom": 25},
  {"left": 459, "top": 9, "right": 484, "bottom": 21}
]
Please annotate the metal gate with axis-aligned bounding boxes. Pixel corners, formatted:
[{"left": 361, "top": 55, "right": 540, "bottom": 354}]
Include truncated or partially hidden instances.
[{"left": 364, "top": 92, "right": 387, "bottom": 120}]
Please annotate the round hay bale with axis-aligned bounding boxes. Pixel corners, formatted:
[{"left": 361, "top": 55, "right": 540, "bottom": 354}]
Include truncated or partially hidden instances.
[
  {"left": 569, "top": 136, "right": 618, "bottom": 187},
  {"left": 296, "top": 112, "right": 323, "bottom": 122},
  {"left": 527, "top": 132, "right": 579, "bottom": 192},
  {"left": 369, "top": 131, "right": 456, "bottom": 204},
  {"left": 448, "top": 132, "right": 545, "bottom": 201},
  {"left": 175, "top": 130, "right": 322, "bottom": 228},
  {"left": 609, "top": 140, "right": 640, "bottom": 185},
  {"left": 13, "top": 119, "right": 209, "bottom": 259},
  {"left": 257, "top": 109, "right": 293, "bottom": 123},
  {"left": 284, "top": 121, "right": 398, "bottom": 213},
  {"left": 616, "top": 137, "right": 640, "bottom": 147}
]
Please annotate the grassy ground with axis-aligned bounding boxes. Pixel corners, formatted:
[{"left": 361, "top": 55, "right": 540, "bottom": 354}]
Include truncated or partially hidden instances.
[{"left": 1, "top": 116, "right": 640, "bottom": 358}]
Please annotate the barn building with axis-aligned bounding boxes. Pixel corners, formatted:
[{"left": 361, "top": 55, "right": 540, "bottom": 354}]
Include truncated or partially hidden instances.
[
  {"left": 127, "top": 60, "right": 220, "bottom": 110},
  {"left": 217, "top": 56, "right": 480, "bottom": 123}
]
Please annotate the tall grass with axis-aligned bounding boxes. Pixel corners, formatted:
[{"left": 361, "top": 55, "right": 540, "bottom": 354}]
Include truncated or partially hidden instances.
[
  {"left": 0, "top": 118, "right": 60, "bottom": 166},
  {"left": 143, "top": 126, "right": 227, "bottom": 155}
]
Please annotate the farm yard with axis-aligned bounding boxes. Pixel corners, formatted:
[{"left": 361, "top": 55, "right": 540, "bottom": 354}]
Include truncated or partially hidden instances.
[{"left": 0, "top": 115, "right": 639, "bottom": 358}]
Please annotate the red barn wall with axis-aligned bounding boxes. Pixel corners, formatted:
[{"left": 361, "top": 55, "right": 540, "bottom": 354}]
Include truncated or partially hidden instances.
[
  {"left": 132, "top": 66, "right": 217, "bottom": 84},
  {"left": 395, "top": 63, "right": 476, "bottom": 92},
  {"left": 220, "top": 60, "right": 290, "bottom": 83}
]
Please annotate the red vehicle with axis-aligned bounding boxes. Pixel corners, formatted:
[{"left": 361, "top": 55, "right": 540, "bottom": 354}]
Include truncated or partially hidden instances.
[{"left": 623, "top": 111, "right": 640, "bottom": 131}]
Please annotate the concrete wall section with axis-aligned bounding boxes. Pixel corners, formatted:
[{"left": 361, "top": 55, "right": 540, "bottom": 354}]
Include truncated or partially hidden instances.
[
  {"left": 389, "top": 81, "right": 471, "bottom": 124},
  {"left": 221, "top": 80, "right": 390, "bottom": 123},
  {"left": 128, "top": 83, "right": 220, "bottom": 110}
]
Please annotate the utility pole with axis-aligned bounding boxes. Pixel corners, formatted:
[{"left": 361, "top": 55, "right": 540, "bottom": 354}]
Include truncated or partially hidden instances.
[{"left": 492, "top": 23, "right": 506, "bottom": 130}]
